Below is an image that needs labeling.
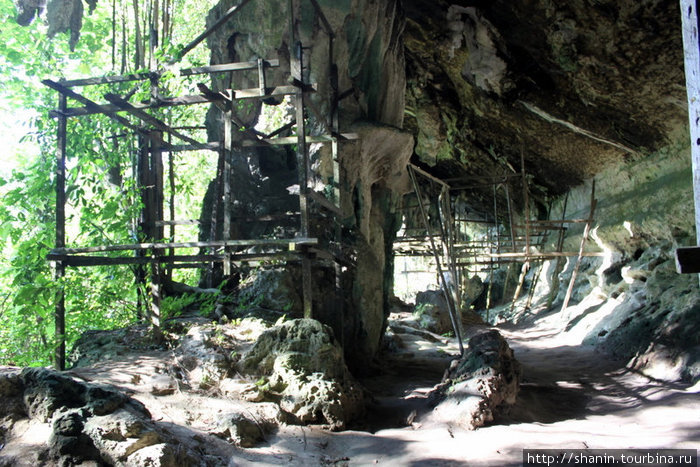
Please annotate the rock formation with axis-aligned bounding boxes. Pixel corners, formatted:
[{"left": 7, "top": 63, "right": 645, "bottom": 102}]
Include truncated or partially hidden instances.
[{"left": 426, "top": 329, "right": 521, "bottom": 430}]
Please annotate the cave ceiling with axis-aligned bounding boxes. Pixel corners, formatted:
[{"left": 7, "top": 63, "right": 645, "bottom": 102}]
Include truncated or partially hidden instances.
[{"left": 402, "top": 0, "right": 687, "bottom": 214}]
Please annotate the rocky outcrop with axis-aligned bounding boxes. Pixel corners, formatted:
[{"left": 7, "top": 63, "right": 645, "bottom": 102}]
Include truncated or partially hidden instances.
[
  {"left": 0, "top": 367, "right": 206, "bottom": 466},
  {"left": 238, "top": 319, "right": 364, "bottom": 430},
  {"left": 427, "top": 329, "right": 521, "bottom": 430}
]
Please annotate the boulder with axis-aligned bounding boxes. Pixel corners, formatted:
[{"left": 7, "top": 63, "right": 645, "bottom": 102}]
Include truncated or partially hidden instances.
[
  {"left": 239, "top": 319, "right": 364, "bottom": 430},
  {"left": 414, "top": 290, "right": 454, "bottom": 335},
  {"left": 214, "top": 413, "right": 265, "bottom": 448},
  {"left": 427, "top": 329, "right": 521, "bottom": 430}
]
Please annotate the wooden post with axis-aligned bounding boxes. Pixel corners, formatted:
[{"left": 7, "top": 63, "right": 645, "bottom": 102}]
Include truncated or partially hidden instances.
[
  {"left": 547, "top": 191, "right": 569, "bottom": 309},
  {"left": 135, "top": 133, "right": 149, "bottom": 319},
  {"left": 486, "top": 184, "right": 498, "bottom": 312},
  {"left": 521, "top": 150, "right": 531, "bottom": 255},
  {"left": 54, "top": 92, "right": 67, "bottom": 371},
  {"left": 223, "top": 102, "right": 233, "bottom": 277},
  {"left": 408, "top": 166, "right": 464, "bottom": 355},
  {"left": 680, "top": 0, "right": 700, "bottom": 284},
  {"left": 562, "top": 181, "right": 596, "bottom": 312},
  {"left": 292, "top": 36, "right": 314, "bottom": 319},
  {"left": 149, "top": 132, "right": 164, "bottom": 330},
  {"left": 167, "top": 133, "right": 175, "bottom": 281}
]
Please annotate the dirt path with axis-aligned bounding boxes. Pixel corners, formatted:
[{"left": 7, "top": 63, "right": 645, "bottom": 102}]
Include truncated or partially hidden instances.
[{"left": 236, "top": 318, "right": 700, "bottom": 466}]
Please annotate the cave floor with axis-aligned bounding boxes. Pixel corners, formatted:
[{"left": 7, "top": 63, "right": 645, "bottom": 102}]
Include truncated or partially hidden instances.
[
  {"left": 3, "top": 309, "right": 699, "bottom": 466},
  {"left": 226, "top": 310, "right": 700, "bottom": 466}
]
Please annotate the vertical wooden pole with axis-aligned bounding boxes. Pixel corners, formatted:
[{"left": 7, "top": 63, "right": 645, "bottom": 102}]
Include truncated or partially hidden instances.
[
  {"left": 223, "top": 103, "right": 233, "bottom": 277},
  {"left": 292, "top": 30, "right": 314, "bottom": 318},
  {"left": 54, "top": 93, "right": 67, "bottom": 371},
  {"left": 136, "top": 133, "right": 149, "bottom": 319},
  {"left": 149, "top": 131, "right": 163, "bottom": 330},
  {"left": 680, "top": 0, "right": 700, "bottom": 284},
  {"left": 486, "top": 183, "right": 497, "bottom": 312},
  {"left": 167, "top": 132, "right": 174, "bottom": 281},
  {"left": 409, "top": 167, "right": 464, "bottom": 355},
  {"left": 329, "top": 35, "right": 344, "bottom": 343},
  {"left": 208, "top": 146, "right": 225, "bottom": 288},
  {"left": 562, "top": 180, "right": 596, "bottom": 312},
  {"left": 521, "top": 150, "right": 530, "bottom": 255},
  {"left": 547, "top": 191, "right": 569, "bottom": 309}
]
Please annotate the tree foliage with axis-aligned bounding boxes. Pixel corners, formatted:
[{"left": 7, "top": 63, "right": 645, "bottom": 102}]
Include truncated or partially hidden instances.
[{"left": 0, "top": 0, "right": 219, "bottom": 366}]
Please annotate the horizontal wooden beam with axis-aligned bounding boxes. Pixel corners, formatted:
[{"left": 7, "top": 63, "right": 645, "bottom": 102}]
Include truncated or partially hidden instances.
[
  {"left": 675, "top": 246, "right": 700, "bottom": 274},
  {"left": 155, "top": 219, "right": 201, "bottom": 226},
  {"left": 48, "top": 237, "right": 318, "bottom": 255},
  {"left": 49, "top": 251, "right": 302, "bottom": 267},
  {"left": 308, "top": 191, "right": 342, "bottom": 215},
  {"left": 104, "top": 93, "right": 206, "bottom": 148},
  {"left": 42, "top": 79, "right": 142, "bottom": 133},
  {"left": 55, "top": 84, "right": 317, "bottom": 119},
  {"left": 57, "top": 60, "right": 280, "bottom": 88}
]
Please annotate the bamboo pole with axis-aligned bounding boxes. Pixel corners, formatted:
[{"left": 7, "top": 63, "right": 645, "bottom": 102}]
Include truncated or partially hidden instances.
[{"left": 562, "top": 181, "right": 597, "bottom": 312}]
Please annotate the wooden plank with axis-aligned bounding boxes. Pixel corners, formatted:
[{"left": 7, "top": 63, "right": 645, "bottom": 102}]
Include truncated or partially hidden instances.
[
  {"left": 56, "top": 83, "right": 313, "bottom": 119},
  {"left": 307, "top": 190, "right": 342, "bottom": 215},
  {"left": 155, "top": 219, "right": 201, "bottom": 226},
  {"left": 49, "top": 251, "right": 304, "bottom": 267},
  {"left": 180, "top": 59, "right": 279, "bottom": 77},
  {"left": 42, "top": 79, "right": 141, "bottom": 133},
  {"left": 48, "top": 238, "right": 319, "bottom": 255},
  {"left": 675, "top": 246, "right": 700, "bottom": 273},
  {"left": 58, "top": 94, "right": 212, "bottom": 118},
  {"left": 681, "top": 0, "right": 700, "bottom": 259},
  {"left": 104, "top": 93, "right": 206, "bottom": 148},
  {"left": 162, "top": 142, "right": 220, "bottom": 152},
  {"left": 58, "top": 60, "right": 280, "bottom": 88}
]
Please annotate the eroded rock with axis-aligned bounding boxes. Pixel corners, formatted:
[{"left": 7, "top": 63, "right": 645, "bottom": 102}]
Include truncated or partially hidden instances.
[
  {"left": 427, "top": 329, "right": 521, "bottom": 430},
  {"left": 1, "top": 368, "right": 204, "bottom": 466},
  {"left": 239, "top": 319, "right": 364, "bottom": 430}
]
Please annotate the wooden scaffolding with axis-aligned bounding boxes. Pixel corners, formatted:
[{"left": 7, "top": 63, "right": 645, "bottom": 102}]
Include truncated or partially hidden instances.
[
  {"left": 396, "top": 159, "right": 601, "bottom": 332},
  {"left": 45, "top": 0, "right": 352, "bottom": 370}
]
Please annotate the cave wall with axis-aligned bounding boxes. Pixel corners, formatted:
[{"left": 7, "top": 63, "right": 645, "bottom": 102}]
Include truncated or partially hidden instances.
[{"left": 204, "top": 0, "right": 413, "bottom": 367}]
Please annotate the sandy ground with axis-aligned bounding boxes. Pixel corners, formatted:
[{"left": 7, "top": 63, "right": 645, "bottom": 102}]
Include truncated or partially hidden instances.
[{"left": 3, "top": 307, "right": 699, "bottom": 466}]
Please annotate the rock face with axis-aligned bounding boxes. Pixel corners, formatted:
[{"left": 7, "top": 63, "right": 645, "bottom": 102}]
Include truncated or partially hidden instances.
[
  {"left": 204, "top": 0, "right": 413, "bottom": 367},
  {"left": 0, "top": 367, "right": 203, "bottom": 466},
  {"left": 238, "top": 319, "right": 364, "bottom": 430},
  {"left": 404, "top": 0, "right": 685, "bottom": 201},
  {"left": 427, "top": 329, "right": 521, "bottom": 430}
]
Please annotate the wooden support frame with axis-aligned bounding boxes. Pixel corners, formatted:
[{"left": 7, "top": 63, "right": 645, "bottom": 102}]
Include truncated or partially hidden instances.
[{"left": 44, "top": 0, "right": 355, "bottom": 368}]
